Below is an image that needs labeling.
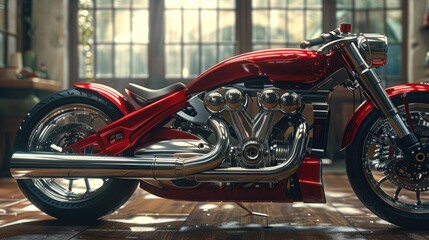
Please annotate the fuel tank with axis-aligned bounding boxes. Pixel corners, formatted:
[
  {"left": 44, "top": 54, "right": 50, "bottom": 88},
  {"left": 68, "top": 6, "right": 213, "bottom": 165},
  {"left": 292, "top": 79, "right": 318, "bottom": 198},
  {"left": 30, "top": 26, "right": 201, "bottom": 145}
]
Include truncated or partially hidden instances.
[{"left": 186, "top": 49, "right": 329, "bottom": 94}]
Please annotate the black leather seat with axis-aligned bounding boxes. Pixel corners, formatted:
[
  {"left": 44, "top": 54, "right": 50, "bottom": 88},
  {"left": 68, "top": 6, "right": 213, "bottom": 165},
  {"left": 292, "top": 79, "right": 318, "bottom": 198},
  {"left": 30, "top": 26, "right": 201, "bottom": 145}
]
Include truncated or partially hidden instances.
[{"left": 126, "top": 82, "right": 186, "bottom": 106}]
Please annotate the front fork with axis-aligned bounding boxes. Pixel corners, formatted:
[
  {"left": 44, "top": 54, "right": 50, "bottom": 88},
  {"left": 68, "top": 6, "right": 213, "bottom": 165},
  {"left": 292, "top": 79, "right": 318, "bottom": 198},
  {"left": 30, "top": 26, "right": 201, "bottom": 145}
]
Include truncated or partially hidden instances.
[{"left": 342, "top": 43, "right": 421, "bottom": 161}]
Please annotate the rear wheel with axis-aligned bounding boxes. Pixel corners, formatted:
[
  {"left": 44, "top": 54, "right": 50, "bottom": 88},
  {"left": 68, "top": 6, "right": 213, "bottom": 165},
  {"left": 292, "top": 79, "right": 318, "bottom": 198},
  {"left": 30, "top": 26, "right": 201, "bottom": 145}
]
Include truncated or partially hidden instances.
[
  {"left": 14, "top": 89, "right": 138, "bottom": 221},
  {"left": 346, "top": 93, "right": 429, "bottom": 229}
]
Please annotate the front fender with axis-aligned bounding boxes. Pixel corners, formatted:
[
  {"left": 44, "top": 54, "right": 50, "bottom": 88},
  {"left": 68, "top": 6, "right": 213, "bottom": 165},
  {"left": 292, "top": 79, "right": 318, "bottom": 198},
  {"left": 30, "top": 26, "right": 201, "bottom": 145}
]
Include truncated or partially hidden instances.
[
  {"left": 74, "top": 82, "right": 135, "bottom": 115},
  {"left": 341, "top": 83, "right": 429, "bottom": 150}
]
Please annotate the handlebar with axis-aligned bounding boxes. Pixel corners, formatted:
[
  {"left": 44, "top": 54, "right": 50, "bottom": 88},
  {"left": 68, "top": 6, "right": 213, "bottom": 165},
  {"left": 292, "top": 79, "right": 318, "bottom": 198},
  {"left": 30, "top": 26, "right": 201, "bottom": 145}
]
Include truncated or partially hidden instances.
[{"left": 300, "top": 28, "right": 341, "bottom": 49}]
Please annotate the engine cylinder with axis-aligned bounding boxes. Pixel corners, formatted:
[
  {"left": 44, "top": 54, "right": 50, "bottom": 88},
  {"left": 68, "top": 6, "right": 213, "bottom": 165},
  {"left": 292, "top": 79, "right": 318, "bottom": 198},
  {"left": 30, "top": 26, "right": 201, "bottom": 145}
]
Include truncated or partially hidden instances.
[
  {"left": 280, "top": 91, "right": 302, "bottom": 115},
  {"left": 204, "top": 92, "right": 225, "bottom": 113},
  {"left": 258, "top": 89, "right": 279, "bottom": 110},
  {"left": 225, "top": 88, "right": 245, "bottom": 110}
]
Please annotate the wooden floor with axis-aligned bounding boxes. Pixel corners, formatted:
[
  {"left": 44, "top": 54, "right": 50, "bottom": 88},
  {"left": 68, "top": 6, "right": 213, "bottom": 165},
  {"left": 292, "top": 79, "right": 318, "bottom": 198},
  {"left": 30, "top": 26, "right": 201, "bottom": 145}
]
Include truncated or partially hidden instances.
[{"left": 1, "top": 171, "right": 429, "bottom": 239}]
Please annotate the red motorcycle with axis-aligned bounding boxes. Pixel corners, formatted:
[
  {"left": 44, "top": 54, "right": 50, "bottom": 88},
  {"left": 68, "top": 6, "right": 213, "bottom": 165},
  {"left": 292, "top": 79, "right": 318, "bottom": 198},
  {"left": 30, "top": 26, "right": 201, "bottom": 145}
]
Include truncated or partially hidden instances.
[{"left": 10, "top": 23, "right": 429, "bottom": 229}]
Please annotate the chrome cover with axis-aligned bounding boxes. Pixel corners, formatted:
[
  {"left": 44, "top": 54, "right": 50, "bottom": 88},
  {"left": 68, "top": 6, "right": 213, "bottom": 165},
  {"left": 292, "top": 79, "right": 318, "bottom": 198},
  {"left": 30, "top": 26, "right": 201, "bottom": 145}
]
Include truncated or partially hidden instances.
[{"left": 357, "top": 33, "right": 387, "bottom": 68}]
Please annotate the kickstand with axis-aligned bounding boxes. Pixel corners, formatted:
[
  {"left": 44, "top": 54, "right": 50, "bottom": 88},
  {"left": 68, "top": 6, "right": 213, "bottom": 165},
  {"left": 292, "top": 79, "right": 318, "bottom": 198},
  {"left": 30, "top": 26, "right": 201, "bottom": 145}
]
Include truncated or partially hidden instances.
[{"left": 235, "top": 202, "right": 270, "bottom": 228}]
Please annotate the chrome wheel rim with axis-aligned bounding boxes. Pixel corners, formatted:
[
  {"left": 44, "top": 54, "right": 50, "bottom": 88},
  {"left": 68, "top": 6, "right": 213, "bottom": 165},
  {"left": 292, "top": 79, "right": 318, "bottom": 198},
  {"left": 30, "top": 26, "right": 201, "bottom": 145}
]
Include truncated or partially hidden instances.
[
  {"left": 28, "top": 104, "right": 114, "bottom": 203},
  {"left": 363, "top": 103, "right": 429, "bottom": 213}
]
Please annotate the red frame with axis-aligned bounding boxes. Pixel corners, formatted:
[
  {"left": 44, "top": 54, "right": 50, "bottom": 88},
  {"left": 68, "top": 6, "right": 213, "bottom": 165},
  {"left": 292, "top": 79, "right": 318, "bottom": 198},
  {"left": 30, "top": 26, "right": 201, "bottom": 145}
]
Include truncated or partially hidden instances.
[
  {"left": 139, "top": 156, "right": 325, "bottom": 203},
  {"left": 67, "top": 87, "right": 190, "bottom": 155}
]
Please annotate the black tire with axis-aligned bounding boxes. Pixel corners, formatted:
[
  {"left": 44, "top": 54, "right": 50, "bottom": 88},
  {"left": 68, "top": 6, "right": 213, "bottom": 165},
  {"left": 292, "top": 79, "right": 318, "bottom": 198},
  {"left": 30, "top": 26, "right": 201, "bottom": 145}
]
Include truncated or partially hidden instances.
[
  {"left": 14, "top": 89, "right": 138, "bottom": 221},
  {"left": 346, "top": 92, "right": 429, "bottom": 229}
]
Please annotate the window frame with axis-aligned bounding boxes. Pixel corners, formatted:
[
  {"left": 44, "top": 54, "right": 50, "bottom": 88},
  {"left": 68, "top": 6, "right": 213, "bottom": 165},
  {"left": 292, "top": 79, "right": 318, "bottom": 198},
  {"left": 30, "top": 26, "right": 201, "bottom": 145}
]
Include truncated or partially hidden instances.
[
  {"left": 68, "top": 0, "right": 408, "bottom": 89},
  {"left": 0, "top": 0, "right": 22, "bottom": 68}
]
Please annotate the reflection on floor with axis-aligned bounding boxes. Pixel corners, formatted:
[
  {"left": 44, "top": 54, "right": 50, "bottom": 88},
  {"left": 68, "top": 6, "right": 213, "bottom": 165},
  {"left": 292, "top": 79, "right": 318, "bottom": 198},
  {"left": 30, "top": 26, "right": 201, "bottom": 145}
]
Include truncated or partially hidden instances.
[{"left": 1, "top": 172, "right": 429, "bottom": 239}]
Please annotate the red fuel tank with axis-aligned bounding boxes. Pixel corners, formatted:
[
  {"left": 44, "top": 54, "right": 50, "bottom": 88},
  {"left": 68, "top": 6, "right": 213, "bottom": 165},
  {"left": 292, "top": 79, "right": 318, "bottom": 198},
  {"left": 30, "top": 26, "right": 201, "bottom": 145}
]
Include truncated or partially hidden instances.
[{"left": 186, "top": 49, "right": 328, "bottom": 94}]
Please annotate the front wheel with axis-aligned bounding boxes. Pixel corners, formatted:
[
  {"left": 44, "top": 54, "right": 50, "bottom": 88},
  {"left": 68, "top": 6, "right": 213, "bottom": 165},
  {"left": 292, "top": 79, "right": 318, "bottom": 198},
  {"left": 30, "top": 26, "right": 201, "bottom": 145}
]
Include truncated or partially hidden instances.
[
  {"left": 14, "top": 89, "right": 138, "bottom": 221},
  {"left": 346, "top": 92, "right": 429, "bottom": 229}
]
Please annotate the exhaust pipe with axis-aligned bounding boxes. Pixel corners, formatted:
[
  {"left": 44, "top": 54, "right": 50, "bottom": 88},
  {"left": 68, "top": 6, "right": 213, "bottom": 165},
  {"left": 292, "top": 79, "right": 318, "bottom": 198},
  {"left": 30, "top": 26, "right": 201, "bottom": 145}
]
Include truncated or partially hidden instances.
[
  {"left": 189, "top": 117, "right": 309, "bottom": 182},
  {"left": 11, "top": 117, "right": 230, "bottom": 179}
]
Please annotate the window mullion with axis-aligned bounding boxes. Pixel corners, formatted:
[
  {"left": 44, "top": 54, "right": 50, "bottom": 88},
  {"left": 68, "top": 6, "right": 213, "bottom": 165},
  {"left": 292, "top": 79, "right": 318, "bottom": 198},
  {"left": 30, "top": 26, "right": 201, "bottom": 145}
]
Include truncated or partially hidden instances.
[{"left": 148, "top": 0, "right": 165, "bottom": 88}]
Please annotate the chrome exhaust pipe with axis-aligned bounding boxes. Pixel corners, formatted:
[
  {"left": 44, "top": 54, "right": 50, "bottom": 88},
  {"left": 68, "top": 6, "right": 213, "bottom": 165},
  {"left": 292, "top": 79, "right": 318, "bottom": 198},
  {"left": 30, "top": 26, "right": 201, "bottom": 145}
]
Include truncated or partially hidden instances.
[
  {"left": 189, "top": 117, "right": 309, "bottom": 182},
  {"left": 11, "top": 117, "right": 230, "bottom": 179}
]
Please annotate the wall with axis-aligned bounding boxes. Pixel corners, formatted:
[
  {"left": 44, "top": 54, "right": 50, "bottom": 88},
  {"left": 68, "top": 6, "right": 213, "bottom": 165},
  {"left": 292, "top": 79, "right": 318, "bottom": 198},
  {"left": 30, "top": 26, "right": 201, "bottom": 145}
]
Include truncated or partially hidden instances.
[
  {"left": 32, "top": 0, "right": 68, "bottom": 86},
  {"left": 408, "top": 0, "right": 429, "bottom": 82}
]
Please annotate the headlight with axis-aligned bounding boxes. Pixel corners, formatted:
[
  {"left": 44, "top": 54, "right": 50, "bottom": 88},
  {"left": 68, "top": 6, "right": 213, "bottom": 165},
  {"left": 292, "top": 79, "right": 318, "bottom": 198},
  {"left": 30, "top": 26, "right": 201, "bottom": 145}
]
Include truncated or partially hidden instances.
[{"left": 357, "top": 33, "right": 388, "bottom": 68}]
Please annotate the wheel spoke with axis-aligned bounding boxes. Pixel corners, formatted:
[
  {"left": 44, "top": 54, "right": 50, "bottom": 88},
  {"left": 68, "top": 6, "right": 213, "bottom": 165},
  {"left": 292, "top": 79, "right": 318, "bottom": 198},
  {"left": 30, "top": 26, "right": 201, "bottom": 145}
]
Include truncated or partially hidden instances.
[
  {"left": 84, "top": 178, "right": 91, "bottom": 192},
  {"left": 68, "top": 179, "right": 74, "bottom": 192},
  {"left": 377, "top": 176, "right": 388, "bottom": 186},
  {"left": 393, "top": 187, "right": 402, "bottom": 201},
  {"left": 416, "top": 191, "right": 422, "bottom": 206}
]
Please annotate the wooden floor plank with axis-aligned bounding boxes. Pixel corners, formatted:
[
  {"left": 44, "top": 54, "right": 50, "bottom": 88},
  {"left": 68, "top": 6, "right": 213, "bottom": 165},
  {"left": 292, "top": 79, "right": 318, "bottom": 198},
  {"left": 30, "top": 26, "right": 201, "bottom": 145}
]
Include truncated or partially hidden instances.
[{"left": 1, "top": 172, "right": 429, "bottom": 239}]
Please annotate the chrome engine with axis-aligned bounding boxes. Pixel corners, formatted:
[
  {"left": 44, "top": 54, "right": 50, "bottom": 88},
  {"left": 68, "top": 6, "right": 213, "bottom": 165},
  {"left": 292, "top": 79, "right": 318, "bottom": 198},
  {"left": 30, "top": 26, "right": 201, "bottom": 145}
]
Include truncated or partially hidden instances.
[{"left": 203, "top": 87, "right": 303, "bottom": 169}]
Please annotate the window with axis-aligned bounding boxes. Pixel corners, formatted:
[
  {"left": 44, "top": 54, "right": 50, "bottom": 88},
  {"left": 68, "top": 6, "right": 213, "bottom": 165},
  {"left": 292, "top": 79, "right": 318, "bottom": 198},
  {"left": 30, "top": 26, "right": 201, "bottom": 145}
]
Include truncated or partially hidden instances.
[
  {"left": 251, "top": 0, "right": 323, "bottom": 50},
  {"left": 0, "top": 0, "right": 18, "bottom": 68},
  {"left": 71, "top": 0, "right": 407, "bottom": 88},
  {"left": 164, "top": 0, "right": 236, "bottom": 79},
  {"left": 336, "top": 0, "right": 404, "bottom": 86}
]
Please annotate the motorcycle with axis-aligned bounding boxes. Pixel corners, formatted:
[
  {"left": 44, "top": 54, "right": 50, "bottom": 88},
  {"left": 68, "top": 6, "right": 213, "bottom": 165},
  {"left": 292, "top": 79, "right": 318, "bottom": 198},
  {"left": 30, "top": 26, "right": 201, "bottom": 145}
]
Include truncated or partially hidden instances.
[{"left": 9, "top": 23, "right": 429, "bottom": 229}]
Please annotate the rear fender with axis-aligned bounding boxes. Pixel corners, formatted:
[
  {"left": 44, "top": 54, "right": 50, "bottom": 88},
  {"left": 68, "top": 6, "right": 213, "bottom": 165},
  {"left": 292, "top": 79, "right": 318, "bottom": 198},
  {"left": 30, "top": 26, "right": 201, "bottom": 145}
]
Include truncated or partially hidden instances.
[
  {"left": 341, "top": 84, "right": 429, "bottom": 150},
  {"left": 74, "top": 82, "right": 135, "bottom": 115}
]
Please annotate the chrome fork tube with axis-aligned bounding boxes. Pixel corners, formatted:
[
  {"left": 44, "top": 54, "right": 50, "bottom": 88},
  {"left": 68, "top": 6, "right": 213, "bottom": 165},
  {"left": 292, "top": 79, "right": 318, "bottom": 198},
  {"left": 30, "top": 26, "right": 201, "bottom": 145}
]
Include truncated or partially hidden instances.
[{"left": 342, "top": 43, "right": 420, "bottom": 151}]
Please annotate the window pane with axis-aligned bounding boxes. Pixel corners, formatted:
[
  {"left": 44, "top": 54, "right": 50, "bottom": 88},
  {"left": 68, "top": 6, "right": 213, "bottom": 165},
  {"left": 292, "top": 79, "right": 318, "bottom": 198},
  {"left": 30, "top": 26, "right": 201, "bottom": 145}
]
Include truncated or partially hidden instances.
[
  {"left": 183, "top": 10, "right": 199, "bottom": 42},
  {"left": 336, "top": 10, "right": 352, "bottom": 26},
  {"left": 287, "top": 10, "right": 304, "bottom": 43},
  {"left": 271, "top": 0, "right": 286, "bottom": 8},
  {"left": 96, "top": 0, "right": 111, "bottom": 7},
  {"left": 386, "top": 0, "right": 401, "bottom": 8},
  {"left": 0, "top": 0, "right": 5, "bottom": 31},
  {"left": 386, "top": 45, "right": 401, "bottom": 77},
  {"left": 114, "top": 10, "right": 131, "bottom": 43},
  {"left": 270, "top": 10, "right": 286, "bottom": 42},
  {"left": 369, "top": 10, "right": 384, "bottom": 33},
  {"left": 219, "top": 0, "right": 235, "bottom": 9},
  {"left": 336, "top": 0, "right": 353, "bottom": 8},
  {"left": 288, "top": 0, "right": 304, "bottom": 8},
  {"left": 165, "top": 45, "right": 181, "bottom": 78},
  {"left": 0, "top": 33, "right": 4, "bottom": 67},
  {"left": 96, "top": 44, "right": 113, "bottom": 77},
  {"left": 114, "top": 0, "right": 130, "bottom": 8},
  {"left": 252, "top": 10, "right": 269, "bottom": 42},
  {"left": 115, "top": 45, "right": 130, "bottom": 77},
  {"left": 96, "top": 10, "right": 113, "bottom": 42},
  {"left": 307, "top": 0, "right": 322, "bottom": 8},
  {"left": 165, "top": 0, "right": 182, "bottom": 9},
  {"left": 356, "top": 0, "right": 383, "bottom": 9},
  {"left": 201, "top": 0, "right": 217, "bottom": 9},
  {"left": 219, "top": 11, "right": 235, "bottom": 42},
  {"left": 132, "top": 44, "right": 148, "bottom": 77},
  {"left": 133, "top": 0, "right": 148, "bottom": 8},
  {"left": 78, "top": 45, "right": 85, "bottom": 78},
  {"left": 7, "top": 36, "right": 16, "bottom": 66},
  {"left": 202, "top": 45, "right": 216, "bottom": 71},
  {"left": 354, "top": 10, "right": 366, "bottom": 33},
  {"left": 306, "top": 10, "right": 322, "bottom": 39},
  {"left": 253, "top": 44, "right": 268, "bottom": 51},
  {"left": 253, "top": 0, "right": 267, "bottom": 8},
  {"left": 219, "top": 45, "right": 234, "bottom": 61},
  {"left": 387, "top": 10, "right": 402, "bottom": 43},
  {"left": 132, "top": 10, "right": 149, "bottom": 43},
  {"left": 183, "top": 0, "right": 199, "bottom": 9},
  {"left": 201, "top": 10, "right": 217, "bottom": 42},
  {"left": 7, "top": 0, "right": 16, "bottom": 34},
  {"left": 165, "top": 10, "right": 182, "bottom": 43},
  {"left": 183, "top": 45, "right": 199, "bottom": 78}
]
